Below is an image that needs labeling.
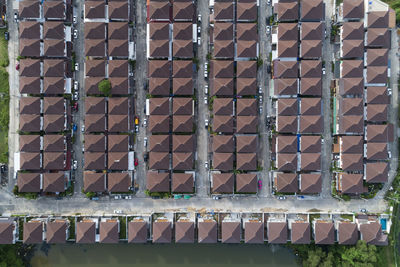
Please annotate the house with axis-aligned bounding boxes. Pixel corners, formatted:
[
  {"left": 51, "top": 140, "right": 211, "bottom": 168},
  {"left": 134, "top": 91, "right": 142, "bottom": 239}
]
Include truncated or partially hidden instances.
[
  {"left": 268, "top": 221, "right": 288, "bottom": 244},
  {"left": 172, "top": 173, "right": 194, "bottom": 193},
  {"left": 198, "top": 218, "right": 218, "bottom": 243},
  {"left": 0, "top": 219, "right": 16, "bottom": 244},
  {"left": 274, "top": 173, "right": 298, "bottom": 193},
  {"left": 221, "top": 221, "right": 241, "bottom": 243},
  {"left": 212, "top": 173, "right": 234, "bottom": 194},
  {"left": 99, "top": 219, "right": 119, "bottom": 243},
  {"left": 23, "top": 221, "right": 43, "bottom": 244},
  {"left": 337, "top": 222, "right": 358, "bottom": 245},
  {"left": 175, "top": 220, "right": 194, "bottom": 243},
  {"left": 152, "top": 220, "right": 172, "bottom": 243},
  {"left": 83, "top": 172, "right": 106, "bottom": 192},
  {"left": 147, "top": 172, "right": 170, "bottom": 192},
  {"left": 46, "top": 220, "right": 68, "bottom": 244},
  {"left": 291, "top": 221, "right": 311, "bottom": 244},
  {"left": 359, "top": 222, "right": 388, "bottom": 246},
  {"left": 107, "top": 173, "right": 131, "bottom": 192},
  {"left": 314, "top": 221, "right": 335, "bottom": 245},
  {"left": 76, "top": 220, "right": 96, "bottom": 244},
  {"left": 244, "top": 220, "right": 263, "bottom": 244},
  {"left": 128, "top": 219, "right": 148, "bottom": 243}
]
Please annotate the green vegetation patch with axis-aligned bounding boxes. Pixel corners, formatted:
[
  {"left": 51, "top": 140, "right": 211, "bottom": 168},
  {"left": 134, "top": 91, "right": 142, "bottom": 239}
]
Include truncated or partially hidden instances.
[
  {"left": 0, "top": 29, "right": 9, "bottom": 164},
  {"left": 119, "top": 216, "right": 127, "bottom": 239}
]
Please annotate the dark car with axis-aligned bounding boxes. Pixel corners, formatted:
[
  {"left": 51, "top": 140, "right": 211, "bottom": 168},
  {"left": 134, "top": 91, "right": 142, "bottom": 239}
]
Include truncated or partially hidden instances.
[{"left": 4, "top": 32, "right": 9, "bottom": 41}]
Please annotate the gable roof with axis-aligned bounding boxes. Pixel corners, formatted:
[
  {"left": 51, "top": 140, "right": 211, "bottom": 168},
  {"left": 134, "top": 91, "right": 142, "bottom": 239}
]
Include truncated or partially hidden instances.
[
  {"left": 338, "top": 222, "right": 358, "bottom": 245},
  {"left": 152, "top": 221, "right": 171, "bottom": 243},
  {"left": 46, "top": 221, "right": 67, "bottom": 244},
  {"left": 222, "top": 222, "right": 241, "bottom": 243},
  {"left": 268, "top": 221, "right": 287, "bottom": 244},
  {"left": 100, "top": 221, "right": 119, "bottom": 243},
  {"left": 23, "top": 222, "right": 42, "bottom": 244},
  {"left": 314, "top": 222, "right": 335, "bottom": 244},
  {"left": 76, "top": 221, "right": 95, "bottom": 243},
  {"left": 291, "top": 222, "right": 310, "bottom": 244},
  {"left": 175, "top": 221, "right": 194, "bottom": 243},
  {"left": 128, "top": 221, "right": 147, "bottom": 243},
  {"left": 198, "top": 221, "right": 217, "bottom": 243}
]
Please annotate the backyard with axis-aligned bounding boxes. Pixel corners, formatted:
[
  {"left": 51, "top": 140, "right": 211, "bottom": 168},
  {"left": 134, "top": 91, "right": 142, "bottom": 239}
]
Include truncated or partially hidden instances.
[{"left": 0, "top": 28, "right": 9, "bottom": 164}]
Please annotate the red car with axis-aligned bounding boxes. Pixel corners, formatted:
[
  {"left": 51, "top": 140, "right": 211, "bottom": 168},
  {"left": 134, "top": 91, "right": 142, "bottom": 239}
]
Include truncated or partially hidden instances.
[
  {"left": 258, "top": 180, "right": 262, "bottom": 189},
  {"left": 15, "top": 63, "right": 19, "bottom": 70},
  {"left": 134, "top": 158, "right": 138, "bottom": 166},
  {"left": 73, "top": 102, "right": 78, "bottom": 111}
]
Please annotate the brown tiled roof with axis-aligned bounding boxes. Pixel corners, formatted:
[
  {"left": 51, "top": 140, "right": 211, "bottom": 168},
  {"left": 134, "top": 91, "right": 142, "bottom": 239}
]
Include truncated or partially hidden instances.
[
  {"left": 149, "top": 1, "right": 170, "bottom": 21},
  {"left": 236, "top": 135, "right": 257, "bottom": 153},
  {"left": 172, "top": 152, "right": 193, "bottom": 170},
  {"left": 360, "top": 222, "right": 388, "bottom": 245},
  {"left": 84, "top": 172, "right": 105, "bottom": 192},
  {"left": 19, "top": 22, "right": 40, "bottom": 39},
  {"left": 172, "top": 135, "right": 194, "bottom": 152},
  {"left": 149, "top": 152, "right": 170, "bottom": 170},
  {"left": 214, "top": 40, "right": 234, "bottom": 58},
  {"left": 343, "top": 0, "right": 363, "bottom": 19},
  {"left": 274, "top": 60, "right": 298, "bottom": 78},
  {"left": 108, "top": 135, "right": 128, "bottom": 152},
  {"left": 291, "top": 222, "right": 310, "bottom": 244},
  {"left": 275, "top": 78, "right": 298, "bottom": 96},
  {"left": 198, "top": 221, "right": 217, "bottom": 243},
  {"left": 237, "top": 99, "right": 257, "bottom": 116},
  {"left": 85, "top": 39, "right": 105, "bottom": 57},
  {"left": 236, "top": 153, "right": 257, "bottom": 171},
  {"left": 212, "top": 173, "right": 234, "bottom": 193},
  {"left": 85, "top": 1, "right": 105, "bottom": 19},
  {"left": 277, "top": 98, "right": 298, "bottom": 116},
  {"left": 108, "top": 60, "right": 128, "bottom": 77},
  {"left": 148, "top": 60, "right": 170, "bottom": 78},
  {"left": 367, "top": 49, "right": 388, "bottom": 66},
  {"left": 85, "top": 77, "right": 103, "bottom": 94},
  {"left": 300, "top": 153, "right": 321, "bottom": 171},
  {"left": 213, "top": 78, "right": 234, "bottom": 96},
  {"left": 150, "top": 98, "right": 169, "bottom": 115},
  {"left": 150, "top": 23, "right": 169, "bottom": 40},
  {"left": 76, "top": 222, "right": 95, "bottom": 243},
  {"left": 149, "top": 135, "right": 170, "bottom": 152},
  {"left": 300, "top": 98, "right": 321, "bottom": 115},
  {"left": 236, "top": 78, "right": 256, "bottom": 95},
  {"left": 106, "top": 23, "right": 127, "bottom": 42},
  {"left": 20, "top": 97, "right": 40, "bottom": 115},
  {"left": 300, "top": 173, "right": 322, "bottom": 193},
  {"left": 46, "top": 221, "right": 67, "bottom": 244},
  {"left": 173, "top": 78, "right": 192, "bottom": 95},
  {"left": 342, "top": 22, "right": 364, "bottom": 40},
  {"left": 43, "top": 77, "right": 64, "bottom": 95},
  {"left": 339, "top": 78, "right": 364, "bottom": 95},
  {"left": 237, "top": 23, "right": 257, "bottom": 41},
  {"left": 173, "top": 39, "right": 193, "bottom": 58},
  {"left": 86, "top": 97, "right": 106, "bottom": 114},
  {"left": 20, "top": 152, "right": 41, "bottom": 171},
  {"left": 341, "top": 153, "right": 363, "bottom": 171},
  {"left": 341, "top": 60, "right": 363, "bottom": 78},
  {"left": 43, "top": 1, "right": 65, "bottom": 19},
  {"left": 173, "top": 61, "right": 192, "bottom": 78},
  {"left": 214, "top": 22, "right": 233, "bottom": 40},
  {"left": 340, "top": 173, "right": 363, "bottom": 194},
  {"left": 277, "top": 135, "right": 297, "bottom": 153},
  {"left": 268, "top": 221, "right": 287, "bottom": 244},
  {"left": 222, "top": 222, "right": 241, "bottom": 243},
  {"left": 213, "top": 98, "right": 233, "bottom": 115},
  {"left": 244, "top": 221, "right": 263, "bottom": 243},
  {"left": 147, "top": 171, "right": 170, "bottom": 192},
  {"left": 20, "top": 135, "right": 40, "bottom": 152},
  {"left": 339, "top": 115, "right": 363, "bottom": 134},
  {"left": 19, "top": 1, "right": 40, "bottom": 19},
  {"left": 301, "top": 60, "right": 321, "bottom": 78},
  {"left": 0, "top": 221, "right": 14, "bottom": 244},
  {"left": 340, "top": 135, "right": 363, "bottom": 154},
  {"left": 108, "top": 152, "right": 129, "bottom": 170},
  {"left": 43, "top": 152, "right": 64, "bottom": 170},
  {"left": 19, "top": 59, "right": 40, "bottom": 77},
  {"left": 175, "top": 221, "right": 194, "bottom": 243},
  {"left": 108, "top": 97, "right": 129, "bottom": 115},
  {"left": 276, "top": 173, "right": 298, "bottom": 193},
  {"left": 173, "top": 1, "right": 193, "bottom": 21},
  {"left": 110, "top": 77, "right": 129, "bottom": 94},
  {"left": 301, "top": 40, "right": 322, "bottom": 58},
  {"left": 300, "top": 136, "right": 320, "bottom": 153},
  {"left": 277, "top": 115, "right": 297, "bottom": 133},
  {"left": 366, "top": 143, "right": 387, "bottom": 160},
  {"left": 237, "top": 40, "right": 257, "bottom": 58},
  {"left": 23, "top": 222, "right": 42, "bottom": 244},
  {"left": 301, "top": 0, "right": 323, "bottom": 21},
  {"left": 19, "top": 39, "right": 40, "bottom": 57},
  {"left": 367, "top": 104, "right": 387, "bottom": 122},
  {"left": 366, "top": 66, "right": 387, "bottom": 84},
  {"left": 214, "top": 2, "right": 234, "bottom": 21},
  {"left": 109, "top": 1, "right": 128, "bottom": 20},
  {"left": 212, "top": 135, "right": 234, "bottom": 153},
  {"left": 278, "top": 23, "right": 298, "bottom": 40},
  {"left": 213, "top": 115, "right": 234, "bottom": 133},
  {"left": 212, "top": 153, "right": 234, "bottom": 171},
  {"left": 20, "top": 115, "right": 41, "bottom": 132},
  {"left": 19, "top": 77, "right": 40, "bottom": 94},
  {"left": 44, "top": 97, "right": 64, "bottom": 115},
  {"left": 172, "top": 173, "right": 193, "bottom": 193},
  {"left": 150, "top": 78, "right": 170, "bottom": 95},
  {"left": 237, "top": 2, "right": 257, "bottom": 21},
  {"left": 299, "top": 115, "right": 322, "bottom": 134},
  {"left": 43, "top": 21, "right": 64, "bottom": 39},
  {"left": 107, "top": 172, "right": 130, "bottom": 192},
  {"left": 99, "top": 221, "right": 119, "bottom": 243},
  {"left": 367, "top": 28, "right": 390, "bottom": 48},
  {"left": 368, "top": 11, "right": 389, "bottom": 28},
  {"left": 212, "top": 60, "right": 234, "bottom": 78},
  {"left": 338, "top": 222, "right": 358, "bottom": 245},
  {"left": 43, "top": 135, "right": 64, "bottom": 152},
  {"left": 365, "top": 162, "right": 388, "bottom": 183},
  {"left": 108, "top": 115, "right": 129, "bottom": 132},
  {"left": 173, "top": 98, "right": 192, "bottom": 115},
  {"left": 314, "top": 222, "right": 334, "bottom": 245},
  {"left": 85, "top": 22, "right": 105, "bottom": 39},
  {"left": 172, "top": 115, "right": 193, "bottom": 132},
  {"left": 236, "top": 61, "right": 257, "bottom": 78},
  {"left": 301, "top": 22, "right": 323, "bottom": 40},
  {"left": 275, "top": 1, "right": 298, "bottom": 21},
  {"left": 128, "top": 221, "right": 147, "bottom": 243},
  {"left": 366, "top": 124, "right": 391, "bottom": 143},
  {"left": 85, "top": 60, "right": 106, "bottom": 77},
  {"left": 340, "top": 97, "right": 363, "bottom": 116},
  {"left": 153, "top": 221, "right": 171, "bottom": 243},
  {"left": 85, "top": 114, "right": 106, "bottom": 132},
  {"left": 17, "top": 173, "right": 40, "bottom": 192},
  {"left": 149, "top": 115, "right": 169, "bottom": 133},
  {"left": 277, "top": 153, "right": 297, "bottom": 172},
  {"left": 150, "top": 39, "right": 169, "bottom": 58},
  {"left": 236, "top": 173, "right": 257, "bottom": 193},
  {"left": 85, "top": 152, "right": 106, "bottom": 170},
  {"left": 173, "top": 22, "right": 192, "bottom": 40},
  {"left": 43, "top": 173, "right": 65, "bottom": 193}
]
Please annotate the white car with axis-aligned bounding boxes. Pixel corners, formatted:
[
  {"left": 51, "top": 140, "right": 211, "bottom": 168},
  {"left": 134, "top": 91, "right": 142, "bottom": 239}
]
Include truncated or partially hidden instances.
[
  {"left": 73, "top": 160, "right": 78, "bottom": 170},
  {"left": 81, "top": 125, "right": 85, "bottom": 133},
  {"left": 259, "top": 95, "right": 263, "bottom": 104},
  {"left": 204, "top": 69, "right": 208, "bottom": 78},
  {"left": 14, "top": 13, "right": 18, "bottom": 22},
  {"left": 74, "top": 81, "right": 79, "bottom": 91},
  {"left": 388, "top": 88, "right": 392, "bottom": 96},
  {"left": 74, "top": 63, "right": 79, "bottom": 71},
  {"left": 322, "top": 67, "right": 326, "bottom": 75},
  {"left": 204, "top": 96, "right": 208, "bottom": 105},
  {"left": 258, "top": 87, "right": 262, "bottom": 94},
  {"left": 197, "top": 26, "right": 201, "bottom": 33},
  {"left": 205, "top": 85, "right": 208, "bottom": 94},
  {"left": 259, "top": 106, "right": 263, "bottom": 114},
  {"left": 205, "top": 119, "right": 209, "bottom": 128},
  {"left": 197, "top": 37, "right": 201, "bottom": 45},
  {"left": 82, "top": 146, "right": 84, "bottom": 153},
  {"left": 266, "top": 26, "right": 270, "bottom": 35},
  {"left": 143, "top": 118, "right": 147, "bottom": 127},
  {"left": 267, "top": 0, "right": 271, "bottom": 6},
  {"left": 198, "top": 14, "right": 201, "bottom": 22},
  {"left": 144, "top": 137, "right": 148, "bottom": 148},
  {"left": 114, "top": 210, "right": 123, "bottom": 214},
  {"left": 73, "top": 29, "right": 78, "bottom": 39},
  {"left": 205, "top": 161, "right": 209, "bottom": 169},
  {"left": 278, "top": 196, "right": 286, "bottom": 200},
  {"left": 73, "top": 16, "right": 77, "bottom": 24},
  {"left": 73, "top": 91, "right": 78, "bottom": 101},
  {"left": 212, "top": 196, "right": 221, "bottom": 200}
]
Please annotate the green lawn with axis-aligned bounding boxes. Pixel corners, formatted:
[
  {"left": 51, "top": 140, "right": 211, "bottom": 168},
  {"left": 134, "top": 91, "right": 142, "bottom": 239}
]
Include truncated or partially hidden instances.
[
  {"left": 0, "top": 28, "right": 9, "bottom": 164},
  {"left": 0, "top": 29, "right": 9, "bottom": 68}
]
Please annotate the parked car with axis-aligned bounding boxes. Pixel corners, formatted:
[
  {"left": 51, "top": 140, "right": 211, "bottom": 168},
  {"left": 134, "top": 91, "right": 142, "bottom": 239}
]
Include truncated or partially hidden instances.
[
  {"left": 204, "top": 96, "right": 208, "bottom": 105},
  {"left": 134, "top": 158, "right": 138, "bottom": 166},
  {"left": 74, "top": 81, "right": 79, "bottom": 91},
  {"left": 4, "top": 32, "right": 9, "bottom": 41},
  {"left": 197, "top": 26, "right": 201, "bottom": 33},
  {"left": 198, "top": 14, "right": 201, "bottom": 22},
  {"left": 258, "top": 180, "right": 262, "bottom": 189},
  {"left": 15, "top": 63, "right": 19, "bottom": 70},
  {"left": 135, "top": 117, "right": 139, "bottom": 125},
  {"left": 73, "top": 91, "right": 78, "bottom": 101},
  {"left": 204, "top": 69, "right": 208, "bottom": 78},
  {"left": 205, "top": 85, "right": 208, "bottom": 94},
  {"left": 91, "top": 197, "right": 99, "bottom": 201},
  {"left": 388, "top": 88, "right": 392, "bottom": 96},
  {"left": 73, "top": 102, "right": 78, "bottom": 111},
  {"left": 267, "top": 0, "right": 271, "bottom": 5},
  {"left": 135, "top": 125, "right": 139, "bottom": 132},
  {"left": 144, "top": 137, "right": 148, "bottom": 148},
  {"left": 205, "top": 161, "right": 209, "bottom": 169},
  {"left": 73, "top": 160, "right": 78, "bottom": 170},
  {"left": 360, "top": 208, "right": 367, "bottom": 213},
  {"left": 212, "top": 196, "right": 221, "bottom": 200},
  {"left": 322, "top": 67, "right": 326, "bottom": 75},
  {"left": 143, "top": 118, "right": 147, "bottom": 127},
  {"left": 73, "top": 16, "right": 77, "bottom": 24},
  {"left": 73, "top": 124, "right": 77, "bottom": 132},
  {"left": 266, "top": 26, "right": 271, "bottom": 35},
  {"left": 73, "top": 29, "right": 78, "bottom": 39},
  {"left": 205, "top": 119, "right": 209, "bottom": 128},
  {"left": 278, "top": 196, "right": 286, "bottom": 200},
  {"left": 197, "top": 37, "right": 201, "bottom": 45},
  {"left": 14, "top": 13, "right": 18, "bottom": 22},
  {"left": 81, "top": 125, "right": 85, "bottom": 133},
  {"left": 74, "top": 63, "right": 79, "bottom": 71},
  {"left": 258, "top": 87, "right": 262, "bottom": 94},
  {"left": 259, "top": 95, "right": 263, "bottom": 104}
]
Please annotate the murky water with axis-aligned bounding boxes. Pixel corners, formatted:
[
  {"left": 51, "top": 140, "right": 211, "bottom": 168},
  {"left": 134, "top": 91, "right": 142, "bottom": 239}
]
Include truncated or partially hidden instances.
[{"left": 31, "top": 243, "right": 299, "bottom": 267}]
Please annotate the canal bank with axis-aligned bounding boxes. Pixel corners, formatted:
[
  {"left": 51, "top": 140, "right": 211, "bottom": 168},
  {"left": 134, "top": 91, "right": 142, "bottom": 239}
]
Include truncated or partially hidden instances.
[{"left": 31, "top": 243, "right": 299, "bottom": 267}]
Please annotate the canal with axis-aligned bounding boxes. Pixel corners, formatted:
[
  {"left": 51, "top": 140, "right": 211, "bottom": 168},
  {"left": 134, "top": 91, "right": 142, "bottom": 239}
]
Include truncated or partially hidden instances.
[{"left": 31, "top": 243, "right": 299, "bottom": 267}]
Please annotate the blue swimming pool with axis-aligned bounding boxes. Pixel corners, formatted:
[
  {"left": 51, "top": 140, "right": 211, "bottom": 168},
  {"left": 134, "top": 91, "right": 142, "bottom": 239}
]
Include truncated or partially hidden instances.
[{"left": 381, "top": 218, "right": 387, "bottom": 231}]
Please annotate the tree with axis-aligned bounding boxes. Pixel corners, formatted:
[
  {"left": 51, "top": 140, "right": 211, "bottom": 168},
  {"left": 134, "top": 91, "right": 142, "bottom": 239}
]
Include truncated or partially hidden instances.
[
  {"left": 0, "top": 245, "right": 24, "bottom": 267},
  {"left": 98, "top": 79, "right": 111, "bottom": 96},
  {"left": 340, "top": 240, "right": 377, "bottom": 266}
]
